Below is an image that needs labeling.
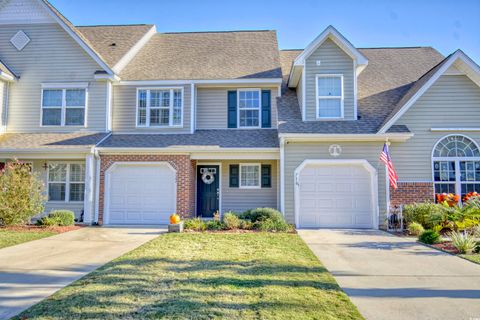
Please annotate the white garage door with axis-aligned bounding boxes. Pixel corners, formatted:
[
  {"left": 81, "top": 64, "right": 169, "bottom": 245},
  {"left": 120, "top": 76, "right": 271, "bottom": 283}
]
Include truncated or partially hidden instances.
[
  {"left": 297, "top": 161, "right": 376, "bottom": 229},
  {"left": 105, "top": 163, "right": 176, "bottom": 225}
]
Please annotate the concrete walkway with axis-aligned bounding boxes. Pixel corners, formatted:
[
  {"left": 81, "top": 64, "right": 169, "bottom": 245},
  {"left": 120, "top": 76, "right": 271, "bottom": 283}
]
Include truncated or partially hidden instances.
[
  {"left": 299, "top": 229, "right": 480, "bottom": 320},
  {"left": 0, "top": 226, "right": 165, "bottom": 319}
]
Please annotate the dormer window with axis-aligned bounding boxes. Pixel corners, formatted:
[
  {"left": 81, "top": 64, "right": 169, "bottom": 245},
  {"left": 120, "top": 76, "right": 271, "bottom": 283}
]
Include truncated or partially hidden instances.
[
  {"left": 238, "top": 89, "right": 261, "bottom": 128},
  {"left": 136, "top": 88, "right": 183, "bottom": 127},
  {"left": 316, "top": 74, "right": 344, "bottom": 119}
]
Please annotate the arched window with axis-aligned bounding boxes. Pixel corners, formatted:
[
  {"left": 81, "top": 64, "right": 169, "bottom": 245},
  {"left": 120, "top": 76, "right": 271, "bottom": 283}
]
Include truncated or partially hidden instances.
[{"left": 432, "top": 135, "right": 480, "bottom": 199}]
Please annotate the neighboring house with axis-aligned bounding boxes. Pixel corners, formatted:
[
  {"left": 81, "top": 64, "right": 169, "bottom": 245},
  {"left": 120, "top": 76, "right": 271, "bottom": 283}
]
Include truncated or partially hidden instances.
[{"left": 0, "top": 0, "right": 479, "bottom": 229}]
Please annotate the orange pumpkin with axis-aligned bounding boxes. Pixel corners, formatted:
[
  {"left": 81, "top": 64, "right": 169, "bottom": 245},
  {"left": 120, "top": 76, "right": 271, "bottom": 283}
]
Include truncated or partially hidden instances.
[{"left": 169, "top": 214, "right": 181, "bottom": 224}]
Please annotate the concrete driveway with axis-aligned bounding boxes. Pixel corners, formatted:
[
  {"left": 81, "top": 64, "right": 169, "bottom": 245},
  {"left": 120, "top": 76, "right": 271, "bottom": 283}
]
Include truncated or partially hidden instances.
[
  {"left": 0, "top": 226, "right": 165, "bottom": 320},
  {"left": 299, "top": 229, "right": 480, "bottom": 320}
]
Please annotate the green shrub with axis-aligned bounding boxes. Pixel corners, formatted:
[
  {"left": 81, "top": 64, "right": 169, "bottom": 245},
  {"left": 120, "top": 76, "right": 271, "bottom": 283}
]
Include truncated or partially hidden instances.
[
  {"left": 403, "top": 202, "right": 446, "bottom": 229},
  {"left": 184, "top": 218, "right": 206, "bottom": 231},
  {"left": 241, "top": 207, "right": 282, "bottom": 223},
  {"left": 205, "top": 220, "right": 224, "bottom": 231},
  {"left": 407, "top": 222, "right": 424, "bottom": 236},
  {"left": 48, "top": 210, "right": 75, "bottom": 226},
  {"left": 0, "top": 161, "right": 46, "bottom": 226},
  {"left": 254, "top": 218, "right": 294, "bottom": 232},
  {"left": 222, "top": 212, "right": 241, "bottom": 230},
  {"left": 239, "top": 219, "right": 253, "bottom": 230},
  {"left": 36, "top": 216, "right": 58, "bottom": 227},
  {"left": 418, "top": 230, "right": 440, "bottom": 244},
  {"left": 449, "top": 231, "right": 477, "bottom": 254},
  {"left": 474, "top": 241, "right": 480, "bottom": 254}
]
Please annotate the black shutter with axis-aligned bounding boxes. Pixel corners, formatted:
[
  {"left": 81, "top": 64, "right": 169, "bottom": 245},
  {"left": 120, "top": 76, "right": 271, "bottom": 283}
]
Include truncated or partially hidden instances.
[
  {"left": 261, "top": 164, "right": 271, "bottom": 188},
  {"left": 261, "top": 90, "right": 271, "bottom": 128},
  {"left": 229, "top": 164, "right": 239, "bottom": 187},
  {"left": 227, "top": 91, "right": 237, "bottom": 128}
]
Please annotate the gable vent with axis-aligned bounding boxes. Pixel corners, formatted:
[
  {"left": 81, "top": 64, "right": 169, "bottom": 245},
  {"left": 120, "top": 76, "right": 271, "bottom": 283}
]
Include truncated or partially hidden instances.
[{"left": 10, "top": 30, "right": 30, "bottom": 51}]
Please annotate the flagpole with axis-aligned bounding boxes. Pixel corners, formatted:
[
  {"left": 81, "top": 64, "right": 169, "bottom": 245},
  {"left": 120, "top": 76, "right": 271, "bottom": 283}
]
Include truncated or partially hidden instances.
[{"left": 385, "top": 139, "right": 391, "bottom": 228}]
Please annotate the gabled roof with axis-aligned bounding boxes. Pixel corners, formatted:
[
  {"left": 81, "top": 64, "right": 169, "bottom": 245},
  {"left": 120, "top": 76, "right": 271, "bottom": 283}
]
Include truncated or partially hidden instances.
[
  {"left": 288, "top": 26, "right": 368, "bottom": 87},
  {"left": 77, "top": 24, "right": 156, "bottom": 71},
  {"left": 119, "top": 30, "right": 282, "bottom": 81},
  {"left": 378, "top": 50, "right": 480, "bottom": 133},
  {"left": 39, "top": 0, "right": 115, "bottom": 75},
  {"left": 278, "top": 47, "right": 445, "bottom": 134}
]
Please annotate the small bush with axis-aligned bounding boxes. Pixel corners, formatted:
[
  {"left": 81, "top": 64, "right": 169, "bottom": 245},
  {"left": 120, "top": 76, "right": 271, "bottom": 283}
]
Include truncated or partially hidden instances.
[
  {"left": 239, "top": 219, "right": 253, "bottom": 230},
  {"left": 403, "top": 202, "right": 446, "bottom": 229},
  {"left": 205, "top": 220, "right": 224, "bottom": 231},
  {"left": 48, "top": 210, "right": 75, "bottom": 226},
  {"left": 184, "top": 218, "right": 206, "bottom": 231},
  {"left": 474, "top": 241, "right": 480, "bottom": 254},
  {"left": 407, "top": 222, "right": 424, "bottom": 236},
  {"left": 36, "top": 216, "right": 58, "bottom": 227},
  {"left": 241, "top": 207, "right": 282, "bottom": 223},
  {"left": 222, "top": 212, "right": 241, "bottom": 230},
  {"left": 254, "top": 218, "right": 294, "bottom": 232},
  {"left": 418, "top": 230, "right": 440, "bottom": 244},
  {"left": 449, "top": 231, "right": 477, "bottom": 254}
]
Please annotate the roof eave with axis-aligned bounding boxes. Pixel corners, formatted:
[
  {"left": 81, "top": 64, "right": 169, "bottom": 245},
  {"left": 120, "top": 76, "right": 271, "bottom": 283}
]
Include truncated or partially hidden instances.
[{"left": 278, "top": 133, "right": 414, "bottom": 142}]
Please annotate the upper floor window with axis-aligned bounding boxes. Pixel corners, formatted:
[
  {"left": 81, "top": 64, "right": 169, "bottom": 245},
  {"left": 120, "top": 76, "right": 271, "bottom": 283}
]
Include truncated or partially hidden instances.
[
  {"left": 238, "top": 89, "right": 260, "bottom": 128},
  {"left": 316, "top": 74, "right": 343, "bottom": 119},
  {"left": 137, "top": 88, "right": 183, "bottom": 127},
  {"left": 41, "top": 87, "right": 86, "bottom": 126}
]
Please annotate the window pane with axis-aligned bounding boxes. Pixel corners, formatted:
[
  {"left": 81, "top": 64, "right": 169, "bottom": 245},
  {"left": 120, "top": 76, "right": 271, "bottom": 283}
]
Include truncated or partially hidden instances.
[
  {"left": 173, "top": 90, "right": 182, "bottom": 125},
  {"left": 150, "top": 109, "right": 160, "bottom": 125},
  {"left": 239, "top": 90, "right": 260, "bottom": 109},
  {"left": 48, "top": 164, "right": 67, "bottom": 182},
  {"left": 66, "top": 89, "right": 85, "bottom": 107},
  {"left": 318, "top": 76, "right": 341, "bottom": 97},
  {"left": 433, "top": 161, "right": 456, "bottom": 182},
  {"left": 42, "top": 89, "right": 62, "bottom": 107},
  {"left": 138, "top": 90, "right": 147, "bottom": 108},
  {"left": 460, "top": 161, "right": 480, "bottom": 181},
  {"left": 435, "top": 183, "right": 455, "bottom": 196},
  {"left": 241, "top": 165, "right": 259, "bottom": 187},
  {"left": 173, "top": 108, "right": 182, "bottom": 125},
  {"left": 161, "top": 91, "right": 170, "bottom": 107},
  {"left": 49, "top": 183, "right": 66, "bottom": 201},
  {"left": 138, "top": 108, "right": 146, "bottom": 125},
  {"left": 173, "top": 90, "right": 182, "bottom": 107},
  {"left": 65, "top": 108, "right": 84, "bottom": 126},
  {"left": 69, "top": 183, "right": 85, "bottom": 201},
  {"left": 70, "top": 164, "right": 85, "bottom": 182},
  {"left": 150, "top": 90, "right": 161, "bottom": 107},
  {"left": 42, "top": 108, "right": 61, "bottom": 125},
  {"left": 318, "top": 99, "right": 341, "bottom": 118},
  {"left": 239, "top": 109, "right": 259, "bottom": 127},
  {"left": 160, "top": 109, "right": 169, "bottom": 125}
]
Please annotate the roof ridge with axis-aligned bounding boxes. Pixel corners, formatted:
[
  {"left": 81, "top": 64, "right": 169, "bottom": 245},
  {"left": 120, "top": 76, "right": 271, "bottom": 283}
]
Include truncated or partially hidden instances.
[
  {"left": 76, "top": 24, "right": 154, "bottom": 28},
  {"left": 161, "top": 29, "right": 275, "bottom": 34},
  {"left": 358, "top": 46, "right": 435, "bottom": 49}
]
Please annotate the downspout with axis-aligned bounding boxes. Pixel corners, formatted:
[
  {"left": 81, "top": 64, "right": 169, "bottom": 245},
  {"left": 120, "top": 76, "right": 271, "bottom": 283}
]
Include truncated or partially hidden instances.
[
  {"left": 280, "top": 137, "right": 285, "bottom": 214},
  {"left": 91, "top": 132, "right": 112, "bottom": 225}
]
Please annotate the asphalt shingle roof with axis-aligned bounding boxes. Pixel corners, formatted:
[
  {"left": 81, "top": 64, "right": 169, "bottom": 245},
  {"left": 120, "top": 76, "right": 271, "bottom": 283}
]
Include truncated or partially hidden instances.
[
  {"left": 278, "top": 47, "right": 445, "bottom": 134},
  {"left": 98, "top": 130, "right": 279, "bottom": 148},
  {"left": 76, "top": 25, "right": 154, "bottom": 68},
  {"left": 119, "top": 31, "right": 282, "bottom": 80},
  {"left": 0, "top": 132, "right": 109, "bottom": 150}
]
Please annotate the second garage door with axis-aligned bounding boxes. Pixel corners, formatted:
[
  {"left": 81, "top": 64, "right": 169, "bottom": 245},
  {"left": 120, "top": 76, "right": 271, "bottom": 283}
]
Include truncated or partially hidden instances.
[
  {"left": 105, "top": 163, "right": 176, "bottom": 225},
  {"left": 296, "top": 161, "right": 377, "bottom": 229}
]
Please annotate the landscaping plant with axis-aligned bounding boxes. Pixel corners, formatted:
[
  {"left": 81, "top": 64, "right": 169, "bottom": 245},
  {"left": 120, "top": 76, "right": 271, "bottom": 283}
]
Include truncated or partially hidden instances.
[
  {"left": 418, "top": 230, "right": 440, "bottom": 244},
  {"left": 205, "top": 220, "right": 224, "bottom": 230},
  {"left": 407, "top": 222, "right": 424, "bottom": 236},
  {"left": 449, "top": 231, "right": 477, "bottom": 254},
  {"left": 222, "top": 211, "right": 241, "bottom": 230},
  {"left": 0, "top": 161, "right": 46, "bottom": 226},
  {"left": 183, "top": 218, "right": 207, "bottom": 231},
  {"left": 241, "top": 207, "right": 283, "bottom": 223},
  {"left": 37, "top": 210, "right": 75, "bottom": 227}
]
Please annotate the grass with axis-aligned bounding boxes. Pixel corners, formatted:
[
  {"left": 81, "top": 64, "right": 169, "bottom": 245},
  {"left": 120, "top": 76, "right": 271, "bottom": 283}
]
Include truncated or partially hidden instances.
[
  {"left": 461, "top": 254, "right": 480, "bottom": 264},
  {"left": 16, "top": 233, "right": 362, "bottom": 320},
  {"left": 0, "top": 229, "right": 57, "bottom": 249}
]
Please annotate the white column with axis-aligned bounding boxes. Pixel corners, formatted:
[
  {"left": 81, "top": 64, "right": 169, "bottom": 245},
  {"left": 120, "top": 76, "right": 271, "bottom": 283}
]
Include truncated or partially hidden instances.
[{"left": 83, "top": 154, "right": 95, "bottom": 224}]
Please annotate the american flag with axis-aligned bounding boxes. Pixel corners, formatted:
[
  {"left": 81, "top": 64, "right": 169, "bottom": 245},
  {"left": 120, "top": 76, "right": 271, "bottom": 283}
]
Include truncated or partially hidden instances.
[{"left": 380, "top": 143, "right": 398, "bottom": 189}]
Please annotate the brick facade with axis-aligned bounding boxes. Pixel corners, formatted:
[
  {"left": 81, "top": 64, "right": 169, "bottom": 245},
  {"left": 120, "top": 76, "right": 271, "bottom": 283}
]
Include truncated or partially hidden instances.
[
  {"left": 98, "top": 154, "right": 196, "bottom": 224},
  {"left": 390, "top": 182, "right": 434, "bottom": 207}
]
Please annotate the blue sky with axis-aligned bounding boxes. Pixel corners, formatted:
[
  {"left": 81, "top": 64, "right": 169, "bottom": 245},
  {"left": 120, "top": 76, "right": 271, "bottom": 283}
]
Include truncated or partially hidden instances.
[{"left": 50, "top": 0, "right": 480, "bottom": 63}]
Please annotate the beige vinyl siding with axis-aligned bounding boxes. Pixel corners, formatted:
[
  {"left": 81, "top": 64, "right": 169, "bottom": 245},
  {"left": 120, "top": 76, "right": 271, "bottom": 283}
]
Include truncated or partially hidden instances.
[
  {"left": 296, "top": 75, "right": 303, "bottom": 113},
  {"left": 196, "top": 87, "right": 279, "bottom": 129},
  {"left": 392, "top": 75, "right": 480, "bottom": 181},
  {"left": 304, "top": 38, "right": 355, "bottom": 121},
  {"left": 197, "top": 160, "right": 278, "bottom": 214},
  {"left": 112, "top": 84, "right": 191, "bottom": 133},
  {"left": 0, "top": 81, "right": 5, "bottom": 130},
  {"left": 0, "top": 24, "right": 107, "bottom": 132},
  {"left": 284, "top": 142, "right": 387, "bottom": 226}
]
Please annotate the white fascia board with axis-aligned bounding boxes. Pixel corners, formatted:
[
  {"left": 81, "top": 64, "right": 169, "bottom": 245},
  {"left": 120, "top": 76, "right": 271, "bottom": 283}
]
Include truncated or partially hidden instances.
[
  {"left": 293, "top": 26, "right": 368, "bottom": 67},
  {"left": 96, "top": 147, "right": 279, "bottom": 154},
  {"left": 0, "top": 150, "right": 90, "bottom": 158},
  {"left": 36, "top": 0, "right": 115, "bottom": 76},
  {"left": 0, "top": 72, "right": 15, "bottom": 82},
  {"left": 378, "top": 50, "right": 480, "bottom": 134},
  {"left": 112, "top": 25, "right": 157, "bottom": 74},
  {"left": 279, "top": 133, "right": 414, "bottom": 142},
  {"left": 41, "top": 82, "right": 89, "bottom": 89},
  {"left": 431, "top": 127, "right": 480, "bottom": 132},
  {"left": 115, "top": 78, "right": 283, "bottom": 86}
]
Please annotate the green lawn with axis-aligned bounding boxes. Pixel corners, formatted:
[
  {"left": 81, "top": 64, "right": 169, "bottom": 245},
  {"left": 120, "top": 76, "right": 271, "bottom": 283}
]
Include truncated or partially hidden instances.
[
  {"left": 16, "top": 233, "right": 362, "bottom": 320},
  {"left": 461, "top": 254, "right": 480, "bottom": 264},
  {"left": 0, "top": 229, "right": 57, "bottom": 249}
]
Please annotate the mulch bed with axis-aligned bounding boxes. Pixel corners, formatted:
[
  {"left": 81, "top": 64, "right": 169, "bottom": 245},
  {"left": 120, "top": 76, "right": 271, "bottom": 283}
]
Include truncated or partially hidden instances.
[
  {"left": 431, "top": 241, "right": 459, "bottom": 254},
  {"left": 1, "top": 224, "right": 83, "bottom": 233}
]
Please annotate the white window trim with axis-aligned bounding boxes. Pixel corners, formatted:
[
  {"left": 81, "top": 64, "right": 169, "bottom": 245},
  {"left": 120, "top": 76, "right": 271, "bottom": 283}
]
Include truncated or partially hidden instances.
[
  {"left": 237, "top": 88, "right": 262, "bottom": 129},
  {"left": 136, "top": 87, "right": 184, "bottom": 128},
  {"left": 315, "top": 74, "right": 344, "bottom": 120},
  {"left": 40, "top": 86, "right": 88, "bottom": 127},
  {"left": 47, "top": 162, "right": 85, "bottom": 203},
  {"left": 239, "top": 163, "right": 261, "bottom": 189},
  {"left": 431, "top": 134, "right": 480, "bottom": 200}
]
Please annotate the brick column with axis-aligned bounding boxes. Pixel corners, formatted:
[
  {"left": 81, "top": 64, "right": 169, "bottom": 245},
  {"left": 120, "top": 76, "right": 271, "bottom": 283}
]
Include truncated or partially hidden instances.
[
  {"left": 390, "top": 182, "right": 434, "bottom": 207},
  {"left": 98, "top": 154, "right": 196, "bottom": 225}
]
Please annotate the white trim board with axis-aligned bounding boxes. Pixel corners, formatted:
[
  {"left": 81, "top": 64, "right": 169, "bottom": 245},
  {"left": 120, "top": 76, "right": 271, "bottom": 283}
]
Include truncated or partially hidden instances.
[{"left": 378, "top": 50, "right": 480, "bottom": 134}]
